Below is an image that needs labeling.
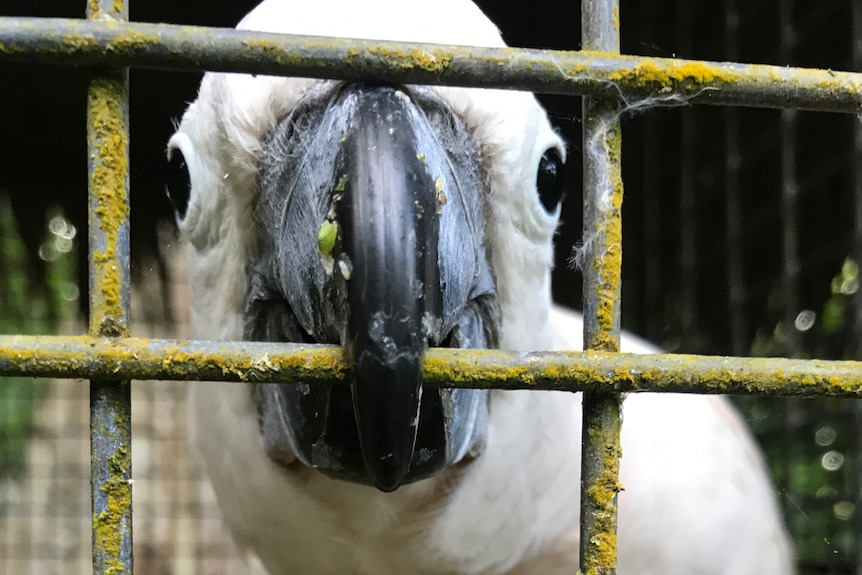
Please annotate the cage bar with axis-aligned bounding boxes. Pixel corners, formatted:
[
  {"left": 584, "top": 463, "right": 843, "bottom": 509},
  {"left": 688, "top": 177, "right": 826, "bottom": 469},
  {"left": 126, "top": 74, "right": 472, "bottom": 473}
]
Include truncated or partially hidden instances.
[
  {"left": 723, "top": 0, "right": 747, "bottom": 356},
  {"left": 580, "top": 1, "right": 624, "bottom": 574},
  {"left": 5, "top": 336, "right": 862, "bottom": 396},
  {"left": 778, "top": 0, "right": 806, "bottom": 542},
  {"left": 86, "top": 0, "right": 133, "bottom": 573},
  {"left": 677, "top": 0, "right": 698, "bottom": 351},
  {"left": 1, "top": 18, "right": 862, "bottom": 113},
  {"left": 636, "top": 2, "right": 663, "bottom": 345},
  {"left": 852, "top": 2, "right": 862, "bottom": 573}
]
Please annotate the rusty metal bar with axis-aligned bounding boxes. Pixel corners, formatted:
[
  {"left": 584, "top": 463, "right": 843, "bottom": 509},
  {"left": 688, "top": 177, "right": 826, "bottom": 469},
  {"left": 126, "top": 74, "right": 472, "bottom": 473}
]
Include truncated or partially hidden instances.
[
  {"left": 724, "top": 0, "right": 747, "bottom": 356},
  {"left": 637, "top": 2, "right": 662, "bottom": 344},
  {"left": 86, "top": 0, "right": 132, "bottom": 573},
  {"left": 4, "top": 335, "right": 862, "bottom": 396},
  {"left": 780, "top": 0, "right": 801, "bottom": 357},
  {"left": 678, "top": 0, "right": 698, "bottom": 351},
  {"left": 1, "top": 18, "right": 862, "bottom": 113},
  {"left": 580, "top": 1, "right": 623, "bottom": 574},
  {"left": 852, "top": 2, "right": 862, "bottom": 571},
  {"left": 778, "top": 0, "right": 805, "bottom": 539}
]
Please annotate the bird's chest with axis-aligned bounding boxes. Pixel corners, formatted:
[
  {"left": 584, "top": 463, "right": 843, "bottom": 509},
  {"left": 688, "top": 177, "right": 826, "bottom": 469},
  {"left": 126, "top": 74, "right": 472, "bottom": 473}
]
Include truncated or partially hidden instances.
[
  {"left": 191, "top": 381, "right": 447, "bottom": 575},
  {"left": 233, "top": 487, "right": 440, "bottom": 575}
]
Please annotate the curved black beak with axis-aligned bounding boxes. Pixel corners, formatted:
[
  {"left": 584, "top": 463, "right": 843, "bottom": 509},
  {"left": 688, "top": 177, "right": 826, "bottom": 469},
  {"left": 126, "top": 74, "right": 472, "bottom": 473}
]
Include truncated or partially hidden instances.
[
  {"left": 339, "top": 88, "right": 440, "bottom": 490},
  {"left": 245, "top": 83, "right": 499, "bottom": 491}
]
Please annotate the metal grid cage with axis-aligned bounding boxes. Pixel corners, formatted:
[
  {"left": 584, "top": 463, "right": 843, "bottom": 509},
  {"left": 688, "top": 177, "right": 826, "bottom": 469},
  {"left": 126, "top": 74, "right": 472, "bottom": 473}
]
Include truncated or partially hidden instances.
[{"left": 2, "top": 0, "right": 862, "bottom": 573}]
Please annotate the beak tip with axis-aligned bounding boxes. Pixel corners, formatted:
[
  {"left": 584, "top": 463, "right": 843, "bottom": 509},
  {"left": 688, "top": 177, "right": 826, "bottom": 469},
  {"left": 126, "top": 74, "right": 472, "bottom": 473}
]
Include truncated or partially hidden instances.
[
  {"left": 367, "top": 455, "right": 409, "bottom": 492},
  {"left": 352, "top": 352, "right": 422, "bottom": 492}
]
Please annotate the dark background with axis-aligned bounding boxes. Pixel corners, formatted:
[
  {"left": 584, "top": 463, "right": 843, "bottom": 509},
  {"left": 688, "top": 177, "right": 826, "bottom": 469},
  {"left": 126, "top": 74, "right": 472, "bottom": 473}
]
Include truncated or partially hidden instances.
[{"left": 1, "top": 1, "right": 860, "bottom": 573}]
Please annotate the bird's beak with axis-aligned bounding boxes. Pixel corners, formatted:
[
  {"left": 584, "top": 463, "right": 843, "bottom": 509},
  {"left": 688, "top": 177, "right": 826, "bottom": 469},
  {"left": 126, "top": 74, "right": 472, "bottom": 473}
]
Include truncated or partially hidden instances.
[{"left": 245, "top": 83, "right": 499, "bottom": 491}]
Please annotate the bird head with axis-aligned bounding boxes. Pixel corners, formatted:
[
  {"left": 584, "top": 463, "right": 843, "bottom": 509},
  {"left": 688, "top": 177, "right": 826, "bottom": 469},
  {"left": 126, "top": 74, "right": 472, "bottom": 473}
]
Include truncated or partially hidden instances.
[{"left": 166, "top": 0, "right": 565, "bottom": 492}]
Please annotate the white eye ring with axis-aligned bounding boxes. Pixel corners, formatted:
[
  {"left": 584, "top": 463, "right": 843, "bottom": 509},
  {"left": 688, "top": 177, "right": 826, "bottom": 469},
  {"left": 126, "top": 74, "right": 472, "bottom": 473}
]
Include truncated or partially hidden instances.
[
  {"left": 166, "top": 142, "right": 192, "bottom": 221},
  {"left": 166, "top": 132, "right": 202, "bottom": 235}
]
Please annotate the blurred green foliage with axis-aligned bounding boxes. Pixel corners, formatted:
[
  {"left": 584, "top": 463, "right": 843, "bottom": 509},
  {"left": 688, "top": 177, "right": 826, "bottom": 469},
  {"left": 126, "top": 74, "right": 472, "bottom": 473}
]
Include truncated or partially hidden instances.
[
  {"left": 737, "top": 257, "right": 862, "bottom": 573},
  {"left": 0, "top": 195, "right": 78, "bottom": 483}
]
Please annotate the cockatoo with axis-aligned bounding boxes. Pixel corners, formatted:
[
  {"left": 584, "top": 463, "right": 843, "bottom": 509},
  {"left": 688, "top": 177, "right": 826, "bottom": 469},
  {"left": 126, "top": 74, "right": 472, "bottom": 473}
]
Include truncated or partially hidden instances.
[{"left": 167, "top": 0, "right": 796, "bottom": 573}]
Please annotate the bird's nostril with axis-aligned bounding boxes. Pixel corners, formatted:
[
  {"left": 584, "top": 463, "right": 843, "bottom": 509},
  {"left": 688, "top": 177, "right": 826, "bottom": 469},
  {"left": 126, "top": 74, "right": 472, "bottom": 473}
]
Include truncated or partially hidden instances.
[{"left": 440, "top": 331, "right": 457, "bottom": 348}]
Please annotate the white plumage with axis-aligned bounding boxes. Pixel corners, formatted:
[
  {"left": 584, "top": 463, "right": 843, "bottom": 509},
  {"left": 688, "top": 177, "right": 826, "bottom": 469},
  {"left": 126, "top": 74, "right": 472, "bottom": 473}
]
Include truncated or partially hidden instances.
[{"left": 170, "top": 0, "right": 796, "bottom": 573}]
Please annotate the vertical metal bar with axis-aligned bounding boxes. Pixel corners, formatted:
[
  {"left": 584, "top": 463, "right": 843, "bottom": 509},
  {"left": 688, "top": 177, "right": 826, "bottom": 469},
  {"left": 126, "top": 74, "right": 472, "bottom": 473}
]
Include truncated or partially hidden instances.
[
  {"left": 87, "top": 0, "right": 132, "bottom": 574},
  {"left": 779, "top": 0, "right": 800, "bottom": 357},
  {"left": 580, "top": 1, "right": 623, "bottom": 574},
  {"left": 637, "top": 1, "right": 661, "bottom": 344},
  {"left": 724, "top": 0, "right": 747, "bottom": 356},
  {"left": 677, "top": 0, "right": 698, "bottom": 350},
  {"left": 778, "top": 0, "right": 803, "bottom": 554},
  {"left": 852, "top": 3, "right": 862, "bottom": 573}
]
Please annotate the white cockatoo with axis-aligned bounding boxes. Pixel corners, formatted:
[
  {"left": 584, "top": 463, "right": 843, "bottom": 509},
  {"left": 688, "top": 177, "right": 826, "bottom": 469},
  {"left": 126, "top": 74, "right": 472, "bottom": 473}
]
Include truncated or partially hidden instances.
[{"left": 167, "top": 0, "right": 796, "bottom": 573}]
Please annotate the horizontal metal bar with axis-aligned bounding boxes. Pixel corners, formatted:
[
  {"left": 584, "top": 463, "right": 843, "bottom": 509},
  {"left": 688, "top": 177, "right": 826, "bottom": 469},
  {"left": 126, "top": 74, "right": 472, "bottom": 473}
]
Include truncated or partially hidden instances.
[
  {"left": 0, "top": 18, "right": 860, "bottom": 113},
  {"left": 3, "top": 335, "right": 862, "bottom": 396}
]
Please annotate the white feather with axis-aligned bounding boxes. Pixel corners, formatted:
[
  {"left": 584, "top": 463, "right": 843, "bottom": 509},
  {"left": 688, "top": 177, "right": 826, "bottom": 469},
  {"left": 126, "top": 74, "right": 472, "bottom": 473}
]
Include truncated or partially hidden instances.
[{"left": 174, "top": 0, "right": 796, "bottom": 573}]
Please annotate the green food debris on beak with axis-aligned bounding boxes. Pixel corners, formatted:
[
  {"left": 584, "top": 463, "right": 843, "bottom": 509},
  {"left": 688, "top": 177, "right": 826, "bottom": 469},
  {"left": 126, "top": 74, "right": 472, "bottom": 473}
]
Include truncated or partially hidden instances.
[
  {"left": 335, "top": 174, "right": 349, "bottom": 192},
  {"left": 318, "top": 220, "right": 338, "bottom": 255}
]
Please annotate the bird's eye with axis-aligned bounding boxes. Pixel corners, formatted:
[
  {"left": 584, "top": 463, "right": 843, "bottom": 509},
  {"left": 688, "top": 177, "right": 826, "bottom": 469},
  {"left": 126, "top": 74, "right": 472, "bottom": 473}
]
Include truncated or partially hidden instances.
[
  {"left": 166, "top": 148, "right": 191, "bottom": 220},
  {"left": 536, "top": 148, "right": 565, "bottom": 213}
]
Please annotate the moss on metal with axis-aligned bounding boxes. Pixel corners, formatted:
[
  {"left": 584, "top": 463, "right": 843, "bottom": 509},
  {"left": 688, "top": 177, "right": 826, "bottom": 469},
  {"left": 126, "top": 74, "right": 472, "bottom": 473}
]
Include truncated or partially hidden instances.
[
  {"left": 580, "top": 396, "right": 623, "bottom": 575},
  {"left": 4, "top": 336, "right": 862, "bottom": 395},
  {"left": 3, "top": 18, "right": 861, "bottom": 112},
  {"left": 585, "top": 118, "right": 624, "bottom": 353},
  {"left": 581, "top": 3, "right": 625, "bottom": 570},
  {"left": 86, "top": 0, "right": 126, "bottom": 20},
  {"left": 90, "top": 379, "right": 132, "bottom": 575},
  {"left": 243, "top": 39, "right": 304, "bottom": 68},
  {"left": 365, "top": 46, "right": 451, "bottom": 73},
  {"left": 85, "top": 5, "right": 133, "bottom": 572},
  {"left": 3, "top": 336, "right": 862, "bottom": 395},
  {"left": 424, "top": 352, "right": 537, "bottom": 387},
  {"left": 92, "top": 441, "right": 131, "bottom": 575},
  {"left": 87, "top": 76, "right": 129, "bottom": 337},
  {"left": 105, "top": 29, "right": 161, "bottom": 54},
  {"left": 609, "top": 59, "right": 741, "bottom": 92},
  {"left": 62, "top": 33, "right": 99, "bottom": 52}
]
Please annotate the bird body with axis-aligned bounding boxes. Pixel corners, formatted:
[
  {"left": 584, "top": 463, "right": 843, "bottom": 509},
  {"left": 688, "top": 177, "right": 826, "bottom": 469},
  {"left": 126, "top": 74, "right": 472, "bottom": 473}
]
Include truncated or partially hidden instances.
[
  {"left": 174, "top": 0, "right": 796, "bottom": 573},
  {"left": 190, "top": 306, "right": 794, "bottom": 575}
]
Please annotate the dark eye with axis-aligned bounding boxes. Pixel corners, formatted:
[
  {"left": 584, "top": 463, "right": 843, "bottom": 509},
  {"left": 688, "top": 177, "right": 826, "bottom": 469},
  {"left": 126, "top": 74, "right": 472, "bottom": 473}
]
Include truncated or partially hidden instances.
[
  {"left": 536, "top": 148, "right": 565, "bottom": 213},
  {"left": 166, "top": 149, "right": 191, "bottom": 220}
]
